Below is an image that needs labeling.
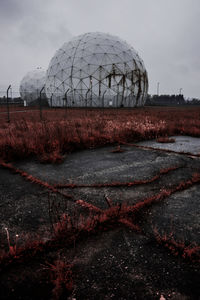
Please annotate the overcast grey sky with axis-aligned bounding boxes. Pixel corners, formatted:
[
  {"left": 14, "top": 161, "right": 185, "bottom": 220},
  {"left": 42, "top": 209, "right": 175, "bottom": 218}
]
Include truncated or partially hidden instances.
[{"left": 0, "top": 0, "right": 200, "bottom": 98}]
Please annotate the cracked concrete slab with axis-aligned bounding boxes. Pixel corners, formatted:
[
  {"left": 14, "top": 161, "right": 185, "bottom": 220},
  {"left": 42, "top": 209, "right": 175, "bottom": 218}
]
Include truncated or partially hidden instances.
[{"left": 0, "top": 138, "right": 200, "bottom": 299}]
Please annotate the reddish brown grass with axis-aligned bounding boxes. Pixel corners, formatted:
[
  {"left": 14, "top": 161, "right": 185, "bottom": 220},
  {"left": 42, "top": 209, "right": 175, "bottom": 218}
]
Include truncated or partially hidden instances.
[
  {"left": 54, "top": 166, "right": 181, "bottom": 189},
  {"left": 0, "top": 107, "right": 199, "bottom": 162},
  {"left": 111, "top": 145, "right": 126, "bottom": 153},
  {"left": 47, "top": 260, "right": 73, "bottom": 299},
  {"left": 0, "top": 160, "right": 74, "bottom": 200},
  {"left": 156, "top": 137, "right": 176, "bottom": 143},
  {"left": 154, "top": 228, "right": 200, "bottom": 263}
]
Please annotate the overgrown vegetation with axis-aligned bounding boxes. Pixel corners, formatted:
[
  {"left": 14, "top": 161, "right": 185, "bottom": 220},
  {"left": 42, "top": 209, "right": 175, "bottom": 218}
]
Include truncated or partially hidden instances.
[{"left": 0, "top": 106, "right": 200, "bottom": 162}]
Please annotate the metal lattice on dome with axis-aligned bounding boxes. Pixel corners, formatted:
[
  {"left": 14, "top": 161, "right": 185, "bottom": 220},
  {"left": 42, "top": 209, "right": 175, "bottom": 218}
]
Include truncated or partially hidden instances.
[
  {"left": 19, "top": 69, "right": 46, "bottom": 105},
  {"left": 45, "top": 32, "right": 148, "bottom": 107}
]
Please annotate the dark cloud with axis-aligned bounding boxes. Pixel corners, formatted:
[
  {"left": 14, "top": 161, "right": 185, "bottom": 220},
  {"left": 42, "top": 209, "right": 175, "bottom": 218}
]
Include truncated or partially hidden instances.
[{"left": 0, "top": 0, "right": 21, "bottom": 18}]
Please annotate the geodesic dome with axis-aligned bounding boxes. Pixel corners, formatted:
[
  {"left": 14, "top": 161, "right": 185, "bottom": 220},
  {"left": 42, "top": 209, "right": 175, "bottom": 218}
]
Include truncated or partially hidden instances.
[
  {"left": 45, "top": 32, "right": 148, "bottom": 107},
  {"left": 19, "top": 69, "right": 46, "bottom": 105}
]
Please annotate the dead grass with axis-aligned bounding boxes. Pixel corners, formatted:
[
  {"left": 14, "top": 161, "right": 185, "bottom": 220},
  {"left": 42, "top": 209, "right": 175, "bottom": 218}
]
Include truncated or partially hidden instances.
[
  {"left": 54, "top": 166, "right": 181, "bottom": 189},
  {"left": 46, "top": 260, "right": 73, "bottom": 299},
  {"left": 0, "top": 107, "right": 200, "bottom": 163},
  {"left": 154, "top": 228, "right": 200, "bottom": 263},
  {"left": 156, "top": 137, "right": 176, "bottom": 143}
]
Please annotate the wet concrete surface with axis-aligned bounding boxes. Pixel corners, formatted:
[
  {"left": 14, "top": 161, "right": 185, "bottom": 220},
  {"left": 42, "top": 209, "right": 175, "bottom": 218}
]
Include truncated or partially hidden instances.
[
  {"left": 0, "top": 138, "right": 200, "bottom": 299},
  {"left": 14, "top": 144, "right": 191, "bottom": 185},
  {"left": 138, "top": 136, "right": 200, "bottom": 155}
]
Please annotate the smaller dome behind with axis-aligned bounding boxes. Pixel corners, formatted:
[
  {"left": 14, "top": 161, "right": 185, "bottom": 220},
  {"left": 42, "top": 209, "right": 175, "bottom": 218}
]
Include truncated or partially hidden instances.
[{"left": 19, "top": 69, "right": 46, "bottom": 105}]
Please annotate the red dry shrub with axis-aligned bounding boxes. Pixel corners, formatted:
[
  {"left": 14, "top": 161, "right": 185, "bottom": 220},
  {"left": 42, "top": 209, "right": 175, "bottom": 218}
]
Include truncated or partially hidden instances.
[
  {"left": 47, "top": 260, "right": 73, "bottom": 299},
  {"left": 52, "top": 203, "right": 142, "bottom": 241},
  {"left": 76, "top": 199, "right": 103, "bottom": 213},
  {"left": 0, "top": 160, "right": 74, "bottom": 200},
  {"left": 111, "top": 145, "right": 126, "bottom": 153},
  {"left": 154, "top": 228, "right": 200, "bottom": 263},
  {"left": 54, "top": 165, "right": 180, "bottom": 189},
  {"left": 156, "top": 137, "right": 175, "bottom": 143}
]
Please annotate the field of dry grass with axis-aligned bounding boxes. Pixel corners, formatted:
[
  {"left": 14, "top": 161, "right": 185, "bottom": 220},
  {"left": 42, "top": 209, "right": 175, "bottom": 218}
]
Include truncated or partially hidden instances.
[{"left": 0, "top": 106, "right": 200, "bottom": 163}]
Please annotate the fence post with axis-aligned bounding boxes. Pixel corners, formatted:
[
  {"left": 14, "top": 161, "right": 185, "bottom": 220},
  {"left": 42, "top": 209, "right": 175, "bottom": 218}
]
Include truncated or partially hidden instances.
[
  {"left": 6, "top": 85, "right": 11, "bottom": 123},
  {"left": 39, "top": 85, "right": 45, "bottom": 120},
  {"left": 64, "top": 89, "right": 70, "bottom": 116}
]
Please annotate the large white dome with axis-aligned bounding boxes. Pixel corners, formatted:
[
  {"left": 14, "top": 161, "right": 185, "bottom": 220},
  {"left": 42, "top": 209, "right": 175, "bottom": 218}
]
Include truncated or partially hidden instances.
[
  {"left": 45, "top": 32, "right": 148, "bottom": 107},
  {"left": 19, "top": 69, "right": 46, "bottom": 105}
]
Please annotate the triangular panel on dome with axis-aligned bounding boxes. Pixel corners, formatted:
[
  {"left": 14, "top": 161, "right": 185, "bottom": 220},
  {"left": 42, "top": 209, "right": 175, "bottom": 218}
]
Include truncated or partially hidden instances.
[
  {"left": 80, "top": 54, "right": 93, "bottom": 65},
  {"left": 90, "top": 77, "right": 99, "bottom": 87},
  {"left": 89, "top": 53, "right": 103, "bottom": 65},
  {"left": 81, "top": 77, "right": 91, "bottom": 90},
  {"left": 58, "top": 58, "right": 70, "bottom": 70},
  {"left": 54, "top": 70, "right": 65, "bottom": 82},
  {"left": 90, "top": 66, "right": 104, "bottom": 81},
  {"left": 54, "top": 77, "right": 62, "bottom": 87},
  {"left": 100, "top": 44, "right": 114, "bottom": 54},
  {"left": 94, "top": 45, "right": 107, "bottom": 54},
  {"left": 84, "top": 43, "right": 97, "bottom": 54},
  {"left": 49, "top": 64, "right": 58, "bottom": 75},
  {"left": 70, "top": 65, "right": 80, "bottom": 77},
  {"left": 120, "top": 51, "right": 133, "bottom": 62},
  {"left": 73, "top": 57, "right": 85, "bottom": 70},
  {"left": 125, "top": 60, "right": 134, "bottom": 71},
  {"left": 62, "top": 77, "right": 72, "bottom": 88},
  {"left": 72, "top": 78, "right": 81, "bottom": 89},
  {"left": 85, "top": 54, "right": 96, "bottom": 65},
  {"left": 61, "top": 68, "right": 70, "bottom": 79},
  {"left": 105, "top": 54, "right": 119, "bottom": 65},
  {"left": 101, "top": 54, "right": 112, "bottom": 67},
  {"left": 75, "top": 67, "right": 90, "bottom": 80},
  {"left": 74, "top": 80, "right": 86, "bottom": 91},
  {"left": 112, "top": 74, "right": 123, "bottom": 85},
  {"left": 82, "top": 63, "right": 99, "bottom": 76}
]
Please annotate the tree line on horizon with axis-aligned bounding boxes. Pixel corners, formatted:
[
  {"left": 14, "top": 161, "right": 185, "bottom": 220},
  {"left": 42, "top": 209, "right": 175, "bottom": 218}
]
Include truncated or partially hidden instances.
[
  {"left": 145, "top": 94, "right": 200, "bottom": 106},
  {"left": 0, "top": 94, "right": 200, "bottom": 106}
]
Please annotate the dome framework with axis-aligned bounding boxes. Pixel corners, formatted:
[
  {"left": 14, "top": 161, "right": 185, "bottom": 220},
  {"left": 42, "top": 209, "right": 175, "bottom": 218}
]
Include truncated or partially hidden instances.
[{"left": 45, "top": 32, "right": 148, "bottom": 107}]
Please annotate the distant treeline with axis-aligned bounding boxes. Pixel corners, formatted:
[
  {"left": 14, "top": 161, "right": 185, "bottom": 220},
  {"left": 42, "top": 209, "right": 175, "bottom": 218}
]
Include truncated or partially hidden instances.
[
  {"left": 0, "top": 96, "right": 23, "bottom": 104},
  {"left": 0, "top": 95, "right": 200, "bottom": 106},
  {"left": 146, "top": 94, "right": 200, "bottom": 106}
]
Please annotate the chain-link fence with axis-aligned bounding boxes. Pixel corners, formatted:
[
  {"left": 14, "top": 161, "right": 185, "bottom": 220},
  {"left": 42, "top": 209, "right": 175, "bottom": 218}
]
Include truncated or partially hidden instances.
[
  {"left": 0, "top": 89, "right": 43, "bottom": 122},
  {"left": 0, "top": 88, "right": 111, "bottom": 123},
  {"left": 0, "top": 83, "right": 148, "bottom": 123}
]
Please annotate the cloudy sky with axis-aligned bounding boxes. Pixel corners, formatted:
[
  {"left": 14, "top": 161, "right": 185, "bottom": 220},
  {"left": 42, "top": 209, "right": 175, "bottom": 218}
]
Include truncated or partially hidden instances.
[{"left": 0, "top": 0, "right": 200, "bottom": 99}]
